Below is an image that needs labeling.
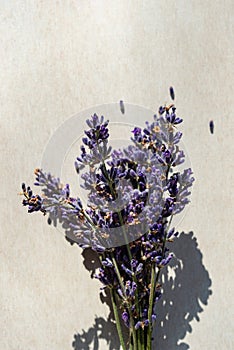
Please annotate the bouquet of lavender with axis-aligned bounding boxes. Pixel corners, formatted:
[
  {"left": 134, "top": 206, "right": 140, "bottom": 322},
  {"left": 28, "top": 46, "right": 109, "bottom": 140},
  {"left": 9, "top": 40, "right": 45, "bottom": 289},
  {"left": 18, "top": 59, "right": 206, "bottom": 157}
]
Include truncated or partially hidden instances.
[{"left": 20, "top": 102, "right": 194, "bottom": 350}]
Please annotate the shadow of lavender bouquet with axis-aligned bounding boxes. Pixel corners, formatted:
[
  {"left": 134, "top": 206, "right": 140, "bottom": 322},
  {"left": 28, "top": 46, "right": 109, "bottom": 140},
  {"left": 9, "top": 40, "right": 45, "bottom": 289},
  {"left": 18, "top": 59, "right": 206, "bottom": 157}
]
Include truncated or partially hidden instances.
[{"left": 20, "top": 102, "right": 194, "bottom": 350}]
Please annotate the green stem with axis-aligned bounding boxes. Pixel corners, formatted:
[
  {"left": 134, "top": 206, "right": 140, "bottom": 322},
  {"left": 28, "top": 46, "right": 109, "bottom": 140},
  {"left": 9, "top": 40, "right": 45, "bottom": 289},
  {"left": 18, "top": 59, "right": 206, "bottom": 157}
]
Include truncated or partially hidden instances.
[
  {"left": 147, "top": 214, "right": 174, "bottom": 349},
  {"left": 111, "top": 255, "right": 139, "bottom": 350},
  {"left": 155, "top": 214, "right": 174, "bottom": 285},
  {"left": 111, "top": 254, "right": 126, "bottom": 293},
  {"left": 110, "top": 288, "right": 127, "bottom": 350},
  {"left": 130, "top": 316, "right": 138, "bottom": 350},
  {"left": 136, "top": 328, "right": 142, "bottom": 350},
  {"left": 147, "top": 264, "right": 156, "bottom": 350}
]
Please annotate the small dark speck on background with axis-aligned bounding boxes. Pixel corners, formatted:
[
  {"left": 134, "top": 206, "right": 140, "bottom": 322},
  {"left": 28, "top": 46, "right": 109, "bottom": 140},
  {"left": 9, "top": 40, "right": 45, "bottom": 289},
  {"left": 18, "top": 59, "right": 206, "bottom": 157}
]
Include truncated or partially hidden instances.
[
  {"left": 209, "top": 120, "right": 214, "bottom": 134},
  {"left": 120, "top": 100, "right": 125, "bottom": 114},
  {"left": 169, "top": 86, "right": 175, "bottom": 100}
]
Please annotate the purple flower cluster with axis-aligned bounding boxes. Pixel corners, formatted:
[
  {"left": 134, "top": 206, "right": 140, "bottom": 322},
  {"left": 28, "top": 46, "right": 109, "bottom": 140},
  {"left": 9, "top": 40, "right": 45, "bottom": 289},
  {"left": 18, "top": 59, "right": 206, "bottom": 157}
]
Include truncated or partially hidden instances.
[
  {"left": 20, "top": 103, "right": 194, "bottom": 348},
  {"left": 21, "top": 181, "right": 46, "bottom": 214}
]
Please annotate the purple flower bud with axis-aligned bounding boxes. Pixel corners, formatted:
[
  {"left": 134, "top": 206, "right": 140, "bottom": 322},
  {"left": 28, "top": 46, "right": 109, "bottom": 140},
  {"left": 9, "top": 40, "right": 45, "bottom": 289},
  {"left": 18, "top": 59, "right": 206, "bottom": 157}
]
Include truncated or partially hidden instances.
[
  {"left": 117, "top": 288, "right": 124, "bottom": 298},
  {"left": 130, "top": 281, "right": 137, "bottom": 297},
  {"left": 136, "top": 263, "right": 143, "bottom": 274},
  {"left": 156, "top": 155, "right": 166, "bottom": 165},
  {"left": 209, "top": 120, "right": 214, "bottom": 134},
  {"left": 159, "top": 106, "right": 165, "bottom": 115},
  {"left": 163, "top": 150, "right": 172, "bottom": 164},
  {"left": 131, "top": 259, "right": 138, "bottom": 268},
  {"left": 63, "top": 184, "right": 70, "bottom": 198},
  {"left": 160, "top": 253, "right": 173, "bottom": 266},
  {"left": 169, "top": 86, "right": 175, "bottom": 100},
  {"left": 174, "top": 117, "right": 183, "bottom": 124},
  {"left": 143, "top": 128, "right": 150, "bottom": 135},
  {"left": 129, "top": 169, "right": 137, "bottom": 178},
  {"left": 102, "top": 258, "right": 113, "bottom": 267},
  {"left": 135, "top": 321, "right": 142, "bottom": 330},
  {"left": 121, "top": 264, "right": 134, "bottom": 276},
  {"left": 154, "top": 291, "right": 162, "bottom": 302},
  {"left": 120, "top": 100, "right": 125, "bottom": 114},
  {"left": 122, "top": 311, "right": 129, "bottom": 327},
  {"left": 132, "top": 127, "right": 142, "bottom": 135},
  {"left": 167, "top": 228, "right": 175, "bottom": 238}
]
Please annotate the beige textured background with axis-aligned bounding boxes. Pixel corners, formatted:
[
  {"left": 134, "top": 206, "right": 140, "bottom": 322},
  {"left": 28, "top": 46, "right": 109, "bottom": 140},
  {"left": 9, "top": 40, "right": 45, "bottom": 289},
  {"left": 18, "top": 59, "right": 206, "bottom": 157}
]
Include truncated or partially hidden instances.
[{"left": 1, "top": 1, "right": 234, "bottom": 349}]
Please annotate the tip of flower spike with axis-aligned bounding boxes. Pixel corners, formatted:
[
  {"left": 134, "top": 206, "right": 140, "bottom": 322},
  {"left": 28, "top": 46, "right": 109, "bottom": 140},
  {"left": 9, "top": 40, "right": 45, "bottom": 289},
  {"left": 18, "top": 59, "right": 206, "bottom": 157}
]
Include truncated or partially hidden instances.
[
  {"left": 165, "top": 104, "right": 175, "bottom": 113},
  {"left": 158, "top": 106, "right": 165, "bottom": 115},
  {"left": 34, "top": 168, "right": 41, "bottom": 175},
  {"left": 131, "top": 127, "right": 141, "bottom": 135}
]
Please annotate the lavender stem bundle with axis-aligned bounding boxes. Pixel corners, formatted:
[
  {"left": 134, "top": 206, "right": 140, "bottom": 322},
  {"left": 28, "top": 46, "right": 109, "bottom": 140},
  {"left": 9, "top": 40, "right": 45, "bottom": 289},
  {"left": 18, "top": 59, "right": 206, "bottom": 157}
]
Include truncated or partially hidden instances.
[{"left": 20, "top": 103, "right": 194, "bottom": 349}]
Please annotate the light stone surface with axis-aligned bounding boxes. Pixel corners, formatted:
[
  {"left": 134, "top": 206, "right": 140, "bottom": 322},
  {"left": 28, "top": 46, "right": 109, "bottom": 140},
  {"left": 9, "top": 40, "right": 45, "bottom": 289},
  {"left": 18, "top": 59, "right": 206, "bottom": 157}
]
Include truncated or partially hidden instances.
[{"left": 0, "top": 1, "right": 233, "bottom": 349}]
